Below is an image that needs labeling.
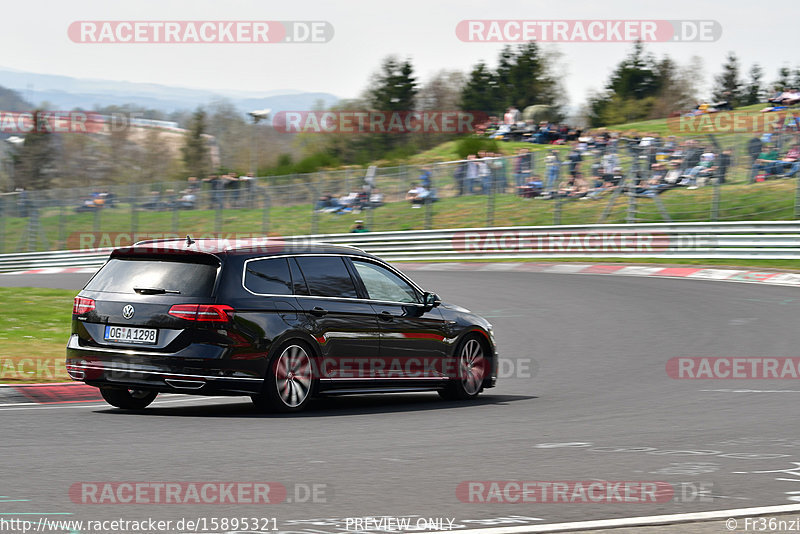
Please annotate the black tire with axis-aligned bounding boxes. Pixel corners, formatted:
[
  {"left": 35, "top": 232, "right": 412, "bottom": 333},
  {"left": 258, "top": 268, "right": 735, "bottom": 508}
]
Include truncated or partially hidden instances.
[
  {"left": 439, "top": 334, "right": 488, "bottom": 401},
  {"left": 252, "top": 341, "right": 316, "bottom": 413},
  {"left": 100, "top": 387, "right": 158, "bottom": 409}
]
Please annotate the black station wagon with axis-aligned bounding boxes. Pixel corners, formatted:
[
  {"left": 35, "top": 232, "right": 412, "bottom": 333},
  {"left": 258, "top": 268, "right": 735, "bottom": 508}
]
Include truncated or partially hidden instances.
[{"left": 66, "top": 238, "right": 497, "bottom": 412}]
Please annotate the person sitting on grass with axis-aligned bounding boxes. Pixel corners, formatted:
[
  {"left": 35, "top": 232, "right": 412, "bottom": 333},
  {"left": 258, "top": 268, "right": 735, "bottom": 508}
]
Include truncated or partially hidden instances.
[
  {"left": 350, "top": 220, "right": 369, "bottom": 233},
  {"left": 406, "top": 182, "right": 431, "bottom": 207},
  {"left": 754, "top": 146, "right": 782, "bottom": 180},
  {"left": 780, "top": 144, "right": 800, "bottom": 178}
]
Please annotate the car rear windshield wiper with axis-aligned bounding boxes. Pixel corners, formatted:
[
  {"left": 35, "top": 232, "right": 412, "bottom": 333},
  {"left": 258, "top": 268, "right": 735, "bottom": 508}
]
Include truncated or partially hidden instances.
[{"left": 133, "top": 287, "right": 181, "bottom": 295}]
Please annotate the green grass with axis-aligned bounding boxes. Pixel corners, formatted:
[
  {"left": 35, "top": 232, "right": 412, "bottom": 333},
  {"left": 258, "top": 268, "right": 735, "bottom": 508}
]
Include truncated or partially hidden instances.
[
  {"left": 0, "top": 287, "right": 74, "bottom": 383},
  {"left": 3, "top": 174, "right": 797, "bottom": 253}
]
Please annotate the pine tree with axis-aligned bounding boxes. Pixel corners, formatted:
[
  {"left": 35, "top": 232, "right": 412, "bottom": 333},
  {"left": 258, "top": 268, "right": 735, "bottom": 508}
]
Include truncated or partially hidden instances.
[
  {"left": 744, "top": 64, "right": 764, "bottom": 105},
  {"left": 181, "top": 108, "right": 211, "bottom": 178},
  {"left": 460, "top": 62, "right": 499, "bottom": 113},
  {"left": 711, "top": 52, "right": 743, "bottom": 106},
  {"left": 773, "top": 66, "right": 791, "bottom": 93},
  {"left": 13, "top": 110, "right": 57, "bottom": 189}
]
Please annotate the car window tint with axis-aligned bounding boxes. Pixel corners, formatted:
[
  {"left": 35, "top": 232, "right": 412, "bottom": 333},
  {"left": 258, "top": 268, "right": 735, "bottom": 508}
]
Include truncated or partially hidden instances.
[
  {"left": 352, "top": 260, "right": 419, "bottom": 303},
  {"left": 244, "top": 258, "right": 292, "bottom": 295},
  {"left": 288, "top": 258, "right": 310, "bottom": 295},
  {"left": 295, "top": 256, "right": 358, "bottom": 298},
  {"left": 84, "top": 259, "right": 218, "bottom": 297}
]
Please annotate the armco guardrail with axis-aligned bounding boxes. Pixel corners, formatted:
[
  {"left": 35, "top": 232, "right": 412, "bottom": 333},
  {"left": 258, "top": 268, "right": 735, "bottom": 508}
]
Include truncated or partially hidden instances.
[{"left": 2, "top": 221, "right": 800, "bottom": 273}]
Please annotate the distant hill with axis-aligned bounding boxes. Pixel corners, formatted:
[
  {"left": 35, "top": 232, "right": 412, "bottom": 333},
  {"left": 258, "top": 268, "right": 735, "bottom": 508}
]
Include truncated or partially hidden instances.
[
  {"left": 0, "top": 85, "right": 32, "bottom": 111},
  {"left": 0, "top": 68, "right": 338, "bottom": 115}
]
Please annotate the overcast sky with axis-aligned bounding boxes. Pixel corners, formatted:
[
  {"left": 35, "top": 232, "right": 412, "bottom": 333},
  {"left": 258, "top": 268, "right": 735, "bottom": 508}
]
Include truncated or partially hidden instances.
[{"left": 2, "top": 0, "right": 794, "bottom": 110}]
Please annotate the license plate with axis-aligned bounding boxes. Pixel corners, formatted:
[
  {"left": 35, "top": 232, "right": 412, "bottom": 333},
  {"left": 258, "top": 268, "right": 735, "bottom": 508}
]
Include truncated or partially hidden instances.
[{"left": 104, "top": 325, "right": 157, "bottom": 345}]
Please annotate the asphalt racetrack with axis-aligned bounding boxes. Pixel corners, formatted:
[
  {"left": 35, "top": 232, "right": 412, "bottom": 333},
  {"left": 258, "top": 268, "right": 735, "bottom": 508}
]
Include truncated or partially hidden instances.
[{"left": 3, "top": 269, "right": 800, "bottom": 531}]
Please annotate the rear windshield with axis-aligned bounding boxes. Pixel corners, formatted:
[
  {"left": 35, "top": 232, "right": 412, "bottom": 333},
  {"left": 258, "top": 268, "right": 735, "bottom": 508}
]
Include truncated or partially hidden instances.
[{"left": 85, "top": 259, "right": 218, "bottom": 297}]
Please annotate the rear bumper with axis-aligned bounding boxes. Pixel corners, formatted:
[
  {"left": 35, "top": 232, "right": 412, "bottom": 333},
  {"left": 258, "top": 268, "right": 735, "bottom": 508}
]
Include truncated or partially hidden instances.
[{"left": 65, "top": 335, "right": 265, "bottom": 396}]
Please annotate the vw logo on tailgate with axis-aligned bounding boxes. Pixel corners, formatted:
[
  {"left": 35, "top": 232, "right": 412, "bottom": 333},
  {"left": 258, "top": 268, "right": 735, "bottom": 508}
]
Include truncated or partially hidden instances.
[{"left": 122, "top": 305, "right": 135, "bottom": 319}]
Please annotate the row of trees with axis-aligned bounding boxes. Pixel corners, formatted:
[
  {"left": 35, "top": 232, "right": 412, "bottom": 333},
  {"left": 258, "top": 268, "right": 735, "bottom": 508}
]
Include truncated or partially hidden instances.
[
  {"left": 587, "top": 44, "right": 800, "bottom": 127},
  {"left": 4, "top": 43, "right": 800, "bottom": 189}
]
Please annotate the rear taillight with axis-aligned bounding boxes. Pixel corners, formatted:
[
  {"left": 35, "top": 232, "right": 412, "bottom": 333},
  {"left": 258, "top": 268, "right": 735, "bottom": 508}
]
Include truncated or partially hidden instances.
[
  {"left": 72, "top": 297, "right": 95, "bottom": 315},
  {"left": 168, "top": 304, "right": 234, "bottom": 322}
]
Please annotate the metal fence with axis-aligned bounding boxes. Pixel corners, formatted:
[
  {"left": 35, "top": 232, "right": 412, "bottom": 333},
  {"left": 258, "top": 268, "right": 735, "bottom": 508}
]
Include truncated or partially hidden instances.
[
  {"left": 2, "top": 221, "right": 800, "bottom": 272},
  {"left": 2, "top": 130, "right": 799, "bottom": 253}
]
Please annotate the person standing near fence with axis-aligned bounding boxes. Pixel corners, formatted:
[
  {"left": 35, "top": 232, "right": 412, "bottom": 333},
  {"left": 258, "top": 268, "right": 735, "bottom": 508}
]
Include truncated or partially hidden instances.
[
  {"left": 545, "top": 150, "right": 560, "bottom": 191},
  {"left": 478, "top": 151, "right": 492, "bottom": 195},
  {"left": 513, "top": 148, "right": 531, "bottom": 190},
  {"left": 465, "top": 154, "right": 479, "bottom": 194},
  {"left": 747, "top": 134, "right": 763, "bottom": 183},
  {"left": 453, "top": 159, "right": 467, "bottom": 195}
]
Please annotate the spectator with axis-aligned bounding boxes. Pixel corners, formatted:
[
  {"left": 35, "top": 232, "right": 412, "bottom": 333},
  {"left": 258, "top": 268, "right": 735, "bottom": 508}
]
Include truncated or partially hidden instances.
[
  {"left": 178, "top": 189, "right": 197, "bottom": 209},
  {"left": 406, "top": 182, "right": 431, "bottom": 207},
  {"left": 477, "top": 152, "right": 492, "bottom": 194},
  {"left": 684, "top": 151, "right": 716, "bottom": 189},
  {"left": 716, "top": 149, "right": 732, "bottom": 184},
  {"left": 350, "top": 220, "right": 369, "bottom": 233},
  {"left": 418, "top": 167, "right": 432, "bottom": 189},
  {"left": 513, "top": 148, "right": 532, "bottom": 190},
  {"left": 567, "top": 146, "right": 582, "bottom": 178},
  {"left": 465, "top": 154, "right": 479, "bottom": 194},
  {"left": 543, "top": 150, "right": 560, "bottom": 191},
  {"left": 490, "top": 153, "right": 507, "bottom": 193},
  {"left": 747, "top": 135, "right": 763, "bottom": 183},
  {"left": 754, "top": 145, "right": 781, "bottom": 179},
  {"left": 453, "top": 159, "right": 468, "bottom": 195},
  {"left": 368, "top": 188, "right": 384, "bottom": 208},
  {"left": 781, "top": 144, "right": 800, "bottom": 178}
]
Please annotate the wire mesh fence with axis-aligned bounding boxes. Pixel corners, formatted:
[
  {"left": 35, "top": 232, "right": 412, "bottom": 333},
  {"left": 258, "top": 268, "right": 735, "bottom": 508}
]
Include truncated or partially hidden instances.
[{"left": 2, "top": 130, "right": 799, "bottom": 253}]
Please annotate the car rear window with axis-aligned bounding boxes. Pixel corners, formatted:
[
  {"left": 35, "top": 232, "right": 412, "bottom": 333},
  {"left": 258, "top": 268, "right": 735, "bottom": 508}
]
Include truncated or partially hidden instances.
[
  {"left": 244, "top": 258, "right": 293, "bottom": 295},
  {"left": 85, "top": 258, "right": 218, "bottom": 297},
  {"left": 295, "top": 256, "right": 358, "bottom": 298}
]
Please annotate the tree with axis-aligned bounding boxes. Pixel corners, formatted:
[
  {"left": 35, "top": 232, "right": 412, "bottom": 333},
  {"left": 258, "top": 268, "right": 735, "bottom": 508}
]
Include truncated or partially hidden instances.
[
  {"left": 607, "top": 41, "right": 661, "bottom": 101},
  {"left": 744, "top": 64, "right": 764, "bottom": 105},
  {"left": 366, "top": 56, "right": 418, "bottom": 154},
  {"left": 181, "top": 108, "right": 211, "bottom": 178},
  {"left": 792, "top": 67, "right": 800, "bottom": 90},
  {"left": 12, "top": 111, "right": 58, "bottom": 190},
  {"left": 460, "top": 62, "right": 498, "bottom": 113},
  {"left": 460, "top": 43, "right": 564, "bottom": 117},
  {"left": 773, "top": 66, "right": 791, "bottom": 93},
  {"left": 648, "top": 56, "right": 701, "bottom": 119},
  {"left": 368, "top": 56, "right": 417, "bottom": 112},
  {"left": 711, "top": 52, "right": 743, "bottom": 106},
  {"left": 586, "top": 42, "right": 664, "bottom": 126}
]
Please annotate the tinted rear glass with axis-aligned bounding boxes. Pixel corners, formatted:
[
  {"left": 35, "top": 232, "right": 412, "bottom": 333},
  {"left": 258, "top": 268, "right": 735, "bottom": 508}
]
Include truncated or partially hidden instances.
[
  {"left": 85, "top": 259, "right": 218, "bottom": 297},
  {"left": 244, "top": 258, "right": 292, "bottom": 295},
  {"left": 295, "top": 256, "right": 358, "bottom": 298}
]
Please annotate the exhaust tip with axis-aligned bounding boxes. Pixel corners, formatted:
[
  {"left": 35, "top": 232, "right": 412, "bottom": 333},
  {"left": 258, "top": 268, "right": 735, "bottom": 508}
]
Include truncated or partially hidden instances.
[
  {"left": 66, "top": 367, "right": 85, "bottom": 380},
  {"left": 164, "top": 378, "right": 206, "bottom": 390}
]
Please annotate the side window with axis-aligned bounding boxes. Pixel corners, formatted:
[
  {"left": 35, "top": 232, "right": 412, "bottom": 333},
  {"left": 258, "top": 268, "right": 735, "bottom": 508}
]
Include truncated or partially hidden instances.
[
  {"left": 288, "top": 258, "right": 309, "bottom": 296},
  {"left": 244, "top": 258, "right": 292, "bottom": 295},
  {"left": 295, "top": 256, "right": 359, "bottom": 298},
  {"left": 352, "top": 260, "right": 419, "bottom": 304}
]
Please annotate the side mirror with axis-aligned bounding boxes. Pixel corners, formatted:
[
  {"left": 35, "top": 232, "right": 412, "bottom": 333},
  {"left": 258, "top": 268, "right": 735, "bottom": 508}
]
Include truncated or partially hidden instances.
[{"left": 423, "top": 292, "right": 442, "bottom": 309}]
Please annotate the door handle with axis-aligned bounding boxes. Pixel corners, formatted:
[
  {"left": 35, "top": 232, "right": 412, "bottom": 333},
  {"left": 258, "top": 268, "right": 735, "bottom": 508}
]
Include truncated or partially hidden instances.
[
  {"left": 309, "top": 306, "right": 328, "bottom": 317},
  {"left": 379, "top": 311, "right": 394, "bottom": 322}
]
